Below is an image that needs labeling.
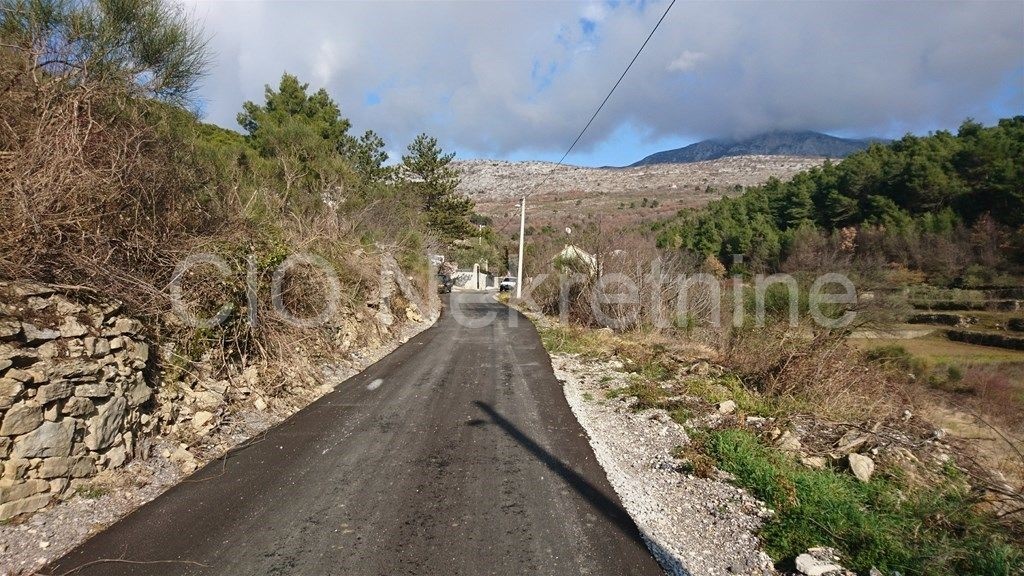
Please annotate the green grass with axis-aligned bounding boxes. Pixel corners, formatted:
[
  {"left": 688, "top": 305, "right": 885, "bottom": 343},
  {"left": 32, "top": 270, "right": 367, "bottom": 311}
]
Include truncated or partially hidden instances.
[
  {"left": 74, "top": 483, "right": 109, "bottom": 499},
  {"left": 705, "top": 429, "right": 1022, "bottom": 575}
]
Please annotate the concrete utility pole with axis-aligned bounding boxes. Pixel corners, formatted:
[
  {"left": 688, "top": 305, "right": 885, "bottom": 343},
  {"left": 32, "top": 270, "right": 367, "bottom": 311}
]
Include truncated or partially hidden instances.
[{"left": 515, "top": 196, "right": 526, "bottom": 299}]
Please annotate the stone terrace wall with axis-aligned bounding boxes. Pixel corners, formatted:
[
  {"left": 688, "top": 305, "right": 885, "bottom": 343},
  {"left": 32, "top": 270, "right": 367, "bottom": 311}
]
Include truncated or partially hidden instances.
[{"left": 0, "top": 282, "right": 152, "bottom": 520}]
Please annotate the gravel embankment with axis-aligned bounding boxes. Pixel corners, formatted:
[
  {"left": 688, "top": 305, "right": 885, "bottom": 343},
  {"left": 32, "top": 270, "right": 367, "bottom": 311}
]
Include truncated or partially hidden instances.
[{"left": 550, "top": 353, "right": 776, "bottom": 576}]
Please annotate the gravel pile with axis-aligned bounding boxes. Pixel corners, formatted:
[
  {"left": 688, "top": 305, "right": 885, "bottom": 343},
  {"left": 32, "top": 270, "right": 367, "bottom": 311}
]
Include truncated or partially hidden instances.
[{"left": 551, "top": 353, "right": 776, "bottom": 576}]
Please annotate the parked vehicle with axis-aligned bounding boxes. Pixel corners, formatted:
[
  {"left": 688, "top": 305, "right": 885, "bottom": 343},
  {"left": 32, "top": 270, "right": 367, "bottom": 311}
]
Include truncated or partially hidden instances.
[{"left": 498, "top": 276, "right": 517, "bottom": 292}]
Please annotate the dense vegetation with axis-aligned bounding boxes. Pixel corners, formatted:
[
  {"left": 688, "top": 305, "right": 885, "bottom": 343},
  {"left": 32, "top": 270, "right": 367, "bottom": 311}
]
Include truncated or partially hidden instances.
[
  {"left": 0, "top": 0, "right": 486, "bottom": 361},
  {"left": 655, "top": 118, "right": 1024, "bottom": 284}
]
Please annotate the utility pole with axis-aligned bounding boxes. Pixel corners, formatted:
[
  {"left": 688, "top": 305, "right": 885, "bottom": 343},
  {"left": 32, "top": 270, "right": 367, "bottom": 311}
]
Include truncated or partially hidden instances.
[{"left": 515, "top": 196, "right": 526, "bottom": 299}]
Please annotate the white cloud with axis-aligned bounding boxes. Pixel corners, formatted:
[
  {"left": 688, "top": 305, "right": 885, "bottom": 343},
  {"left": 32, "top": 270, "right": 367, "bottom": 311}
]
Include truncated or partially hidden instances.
[
  {"left": 183, "top": 0, "right": 1024, "bottom": 158},
  {"left": 667, "top": 50, "right": 706, "bottom": 72}
]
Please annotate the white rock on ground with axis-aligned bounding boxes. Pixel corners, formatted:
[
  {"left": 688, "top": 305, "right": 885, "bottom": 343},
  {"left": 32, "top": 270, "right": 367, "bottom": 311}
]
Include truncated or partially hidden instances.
[
  {"left": 795, "top": 547, "right": 846, "bottom": 576},
  {"left": 848, "top": 453, "right": 875, "bottom": 483},
  {"left": 551, "top": 354, "right": 776, "bottom": 576}
]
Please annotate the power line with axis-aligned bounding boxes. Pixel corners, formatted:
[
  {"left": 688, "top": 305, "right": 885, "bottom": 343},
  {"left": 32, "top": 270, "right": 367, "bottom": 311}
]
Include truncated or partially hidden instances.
[
  {"left": 498, "top": 0, "right": 677, "bottom": 235},
  {"left": 553, "top": 0, "right": 677, "bottom": 170}
]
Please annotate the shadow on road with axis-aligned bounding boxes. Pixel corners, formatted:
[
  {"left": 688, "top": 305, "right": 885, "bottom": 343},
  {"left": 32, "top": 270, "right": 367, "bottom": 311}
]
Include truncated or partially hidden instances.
[{"left": 474, "top": 400, "right": 690, "bottom": 575}]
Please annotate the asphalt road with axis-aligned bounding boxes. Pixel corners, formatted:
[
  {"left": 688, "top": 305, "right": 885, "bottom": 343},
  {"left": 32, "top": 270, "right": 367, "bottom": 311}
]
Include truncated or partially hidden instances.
[{"left": 48, "top": 293, "right": 664, "bottom": 576}]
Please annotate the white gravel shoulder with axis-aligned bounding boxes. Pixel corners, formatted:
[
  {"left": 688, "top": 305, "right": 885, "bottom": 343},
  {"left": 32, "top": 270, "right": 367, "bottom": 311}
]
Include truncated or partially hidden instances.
[{"left": 550, "top": 353, "right": 776, "bottom": 576}]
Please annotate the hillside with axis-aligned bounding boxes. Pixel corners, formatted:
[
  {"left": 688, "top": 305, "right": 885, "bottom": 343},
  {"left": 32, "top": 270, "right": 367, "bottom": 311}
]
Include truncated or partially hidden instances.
[
  {"left": 629, "top": 130, "right": 879, "bottom": 167},
  {"left": 457, "top": 155, "right": 827, "bottom": 232}
]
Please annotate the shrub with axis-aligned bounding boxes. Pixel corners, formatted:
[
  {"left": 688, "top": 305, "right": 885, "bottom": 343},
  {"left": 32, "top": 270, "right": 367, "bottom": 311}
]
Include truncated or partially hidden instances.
[{"left": 707, "top": 429, "right": 1022, "bottom": 575}]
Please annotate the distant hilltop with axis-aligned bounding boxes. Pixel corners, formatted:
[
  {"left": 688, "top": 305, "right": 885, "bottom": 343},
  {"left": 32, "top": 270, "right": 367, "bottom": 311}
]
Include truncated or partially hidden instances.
[{"left": 629, "top": 130, "right": 884, "bottom": 167}]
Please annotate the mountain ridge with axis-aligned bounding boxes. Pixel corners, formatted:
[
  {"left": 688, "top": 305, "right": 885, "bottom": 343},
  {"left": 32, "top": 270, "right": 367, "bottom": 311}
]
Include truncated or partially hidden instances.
[{"left": 629, "top": 130, "right": 882, "bottom": 167}]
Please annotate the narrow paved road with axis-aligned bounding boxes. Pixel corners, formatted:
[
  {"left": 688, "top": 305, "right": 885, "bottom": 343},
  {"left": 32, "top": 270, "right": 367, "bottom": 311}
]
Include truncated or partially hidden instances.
[{"left": 49, "top": 293, "right": 664, "bottom": 576}]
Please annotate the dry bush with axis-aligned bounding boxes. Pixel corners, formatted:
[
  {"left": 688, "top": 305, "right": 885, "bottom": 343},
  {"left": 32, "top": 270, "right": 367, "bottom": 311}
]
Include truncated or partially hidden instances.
[
  {"left": 0, "top": 37, "right": 215, "bottom": 314},
  {"left": 725, "top": 325, "right": 909, "bottom": 420}
]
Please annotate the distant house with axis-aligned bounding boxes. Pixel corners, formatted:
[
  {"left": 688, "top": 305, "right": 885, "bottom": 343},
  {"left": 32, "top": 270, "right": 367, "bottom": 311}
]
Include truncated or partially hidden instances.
[
  {"left": 451, "top": 264, "right": 493, "bottom": 290},
  {"left": 552, "top": 244, "right": 598, "bottom": 275}
]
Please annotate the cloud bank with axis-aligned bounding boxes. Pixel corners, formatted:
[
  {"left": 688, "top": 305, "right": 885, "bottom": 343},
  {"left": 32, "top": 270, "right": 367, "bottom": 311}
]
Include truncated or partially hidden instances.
[{"left": 182, "top": 0, "right": 1024, "bottom": 164}]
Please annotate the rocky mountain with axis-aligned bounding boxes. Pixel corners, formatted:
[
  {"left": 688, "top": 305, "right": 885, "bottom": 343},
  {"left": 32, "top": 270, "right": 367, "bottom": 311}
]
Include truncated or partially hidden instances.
[
  {"left": 457, "top": 155, "right": 828, "bottom": 231},
  {"left": 629, "top": 130, "right": 880, "bottom": 167},
  {"left": 456, "top": 155, "right": 826, "bottom": 203}
]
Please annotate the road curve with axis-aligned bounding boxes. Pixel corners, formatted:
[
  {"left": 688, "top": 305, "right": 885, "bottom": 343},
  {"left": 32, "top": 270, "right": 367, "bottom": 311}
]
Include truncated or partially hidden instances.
[{"left": 48, "top": 293, "right": 664, "bottom": 576}]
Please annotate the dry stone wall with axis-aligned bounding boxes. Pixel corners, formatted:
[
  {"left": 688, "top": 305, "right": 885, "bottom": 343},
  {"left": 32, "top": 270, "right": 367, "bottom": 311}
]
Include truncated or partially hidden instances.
[{"left": 0, "top": 282, "right": 152, "bottom": 520}]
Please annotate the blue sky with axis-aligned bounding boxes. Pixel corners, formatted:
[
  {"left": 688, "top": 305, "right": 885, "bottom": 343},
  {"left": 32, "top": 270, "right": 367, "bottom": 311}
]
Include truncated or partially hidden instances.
[{"left": 185, "top": 0, "right": 1024, "bottom": 167}]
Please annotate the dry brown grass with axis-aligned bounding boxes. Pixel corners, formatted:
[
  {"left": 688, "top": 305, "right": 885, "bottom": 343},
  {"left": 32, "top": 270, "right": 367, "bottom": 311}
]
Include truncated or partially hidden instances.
[
  {"left": 725, "top": 325, "right": 910, "bottom": 420},
  {"left": 0, "top": 47, "right": 217, "bottom": 314}
]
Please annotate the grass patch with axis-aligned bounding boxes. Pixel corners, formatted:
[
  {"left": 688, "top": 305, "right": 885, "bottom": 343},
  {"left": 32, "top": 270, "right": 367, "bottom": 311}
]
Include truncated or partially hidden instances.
[
  {"left": 706, "top": 429, "right": 1022, "bottom": 575},
  {"left": 74, "top": 483, "right": 109, "bottom": 499}
]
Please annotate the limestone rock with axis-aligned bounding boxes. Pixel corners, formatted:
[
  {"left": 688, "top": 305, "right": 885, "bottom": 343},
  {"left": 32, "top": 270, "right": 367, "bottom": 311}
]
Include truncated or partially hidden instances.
[
  {"left": 0, "top": 493, "right": 50, "bottom": 521},
  {"left": 126, "top": 377, "right": 152, "bottom": 406},
  {"left": 3, "top": 458, "right": 30, "bottom": 480},
  {"left": 105, "top": 444, "right": 127, "bottom": 468},
  {"left": 801, "top": 456, "right": 827, "bottom": 470},
  {"left": 62, "top": 397, "right": 96, "bottom": 417},
  {"left": 12, "top": 420, "right": 74, "bottom": 458},
  {"left": 74, "top": 383, "right": 111, "bottom": 398},
  {"left": 169, "top": 446, "right": 197, "bottom": 473},
  {"left": 0, "top": 378, "right": 24, "bottom": 409},
  {"left": 37, "top": 457, "right": 70, "bottom": 479},
  {"left": 848, "top": 453, "right": 875, "bottom": 482},
  {"left": 716, "top": 400, "right": 737, "bottom": 415},
  {"left": 105, "top": 318, "right": 142, "bottom": 336},
  {"left": 191, "top": 389, "right": 224, "bottom": 411},
  {"left": 254, "top": 397, "right": 268, "bottom": 411},
  {"left": 192, "top": 410, "right": 214, "bottom": 430},
  {"left": 0, "top": 404, "right": 43, "bottom": 436},
  {"left": 85, "top": 397, "right": 127, "bottom": 451},
  {"left": 36, "top": 381, "right": 74, "bottom": 404},
  {"left": 128, "top": 340, "right": 150, "bottom": 364},
  {"left": 22, "top": 323, "right": 59, "bottom": 343},
  {"left": 776, "top": 430, "right": 802, "bottom": 453},
  {"left": 835, "top": 429, "right": 870, "bottom": 455},
  {"left": 59, "top": 317, "right": 89, "bottom": 338},
  {"left": 0, "top": 320, "right": 21, "bottom": 341},
  {"left": 69, "top": 455, "right": 95, "bottom": 477},
  {"left": 795, "top": 550, "right": 844, "bottom": 576},
  {"left": 0, "top": 478, "right": 49, "bottom": 504}
]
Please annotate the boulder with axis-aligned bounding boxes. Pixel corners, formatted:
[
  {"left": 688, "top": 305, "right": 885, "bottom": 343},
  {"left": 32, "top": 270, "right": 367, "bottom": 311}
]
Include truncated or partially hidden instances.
[
  {"left": 85, "top": 397, "right": 127, "bottom": 451},
  {"left": 0, "top": 404, "right": 43, "bottom": 436},
  {"left": 12, "top": 420, "right": 74, "bottom": 458},
  {"left": 848, "top": 453, "right": 875, "bottom": 482}
]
